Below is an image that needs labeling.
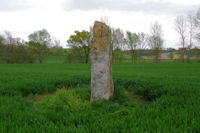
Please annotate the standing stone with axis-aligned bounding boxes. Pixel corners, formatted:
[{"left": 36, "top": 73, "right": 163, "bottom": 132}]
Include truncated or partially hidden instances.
[{"left": 90, "top": 21, "right": 114, "bottom": 101}]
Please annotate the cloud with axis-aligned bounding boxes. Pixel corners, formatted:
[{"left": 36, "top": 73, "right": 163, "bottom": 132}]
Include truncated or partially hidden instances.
[
  {"left": 64, "top": 0, "right": 200, "bottom": 15},
  {"left": 0, "top": 0, "right": 30, "bottom": 11}
]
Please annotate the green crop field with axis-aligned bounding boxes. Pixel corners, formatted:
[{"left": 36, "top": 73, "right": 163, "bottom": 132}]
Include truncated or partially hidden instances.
[{"left": 0, "top": 63, "right": 200, "bottom": 133}]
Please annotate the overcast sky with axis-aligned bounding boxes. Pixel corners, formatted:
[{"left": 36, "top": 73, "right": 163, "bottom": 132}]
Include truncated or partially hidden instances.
[{"left": 0, "top": 0, "right": 199, "bottom": 48}]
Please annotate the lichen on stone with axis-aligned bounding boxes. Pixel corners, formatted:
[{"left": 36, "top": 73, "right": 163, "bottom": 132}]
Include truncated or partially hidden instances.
[{"left": 91, "top": 21, "right": 112, "bottom": 58}]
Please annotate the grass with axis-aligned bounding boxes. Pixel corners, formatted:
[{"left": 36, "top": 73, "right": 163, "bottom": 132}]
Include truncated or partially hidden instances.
[{"left": 0, "top": 62, "right": 200, "bottom": 132}]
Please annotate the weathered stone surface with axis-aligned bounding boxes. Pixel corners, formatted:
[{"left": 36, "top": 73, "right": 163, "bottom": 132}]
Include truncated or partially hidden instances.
[{"left": 90, "top": 21, "right": 114, "bottom": 101}]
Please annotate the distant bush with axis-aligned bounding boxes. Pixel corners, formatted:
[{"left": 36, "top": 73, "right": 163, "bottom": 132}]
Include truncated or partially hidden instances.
[
  {"left": 112, "top": 48, "right": 124, "bottom": 63},
  {"left": 0, "top": 44, "right": 35, "bottom": 64},
  {"left": 64, "top": 47, "right": 86, "bottom": 63}
]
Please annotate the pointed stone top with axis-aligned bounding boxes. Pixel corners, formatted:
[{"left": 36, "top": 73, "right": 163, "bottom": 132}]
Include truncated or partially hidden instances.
[
  {"left": 91, "top": 21, "right": 112, "bottom": 57},
  {"left": 93, "top": 21, "right": 110, "bottom": 29}
]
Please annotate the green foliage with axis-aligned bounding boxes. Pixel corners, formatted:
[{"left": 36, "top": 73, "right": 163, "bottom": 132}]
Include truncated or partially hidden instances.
[
  {"left": 112, "top": 48, "right": 124, "bottom": 63},
  {"left": 27, "top": 41, "right": 49, "bottom": 64},
  {"left": 67, "top": 30, "right": 90, "bottom": 45},
  {"left": 67, "top": 30, "right": 91, "bottom": 64},
  {"left": 0, "top": 36, "right": 4, "bottom": 59},
  {"left": 0, "top": 29, "right": 54, "bottom": 64},
  {"left": 148, "top": 22, "right": 164, "bottom": 63},
  {"left": 176, "top": 48, "right": 187, "bottom": 62},
  {"left": 28, "top": 29, "right": 51, "bottom": 45},
  {"left": 0, "top": 63, "right": 200, "bottom": 132},
  {"left": 0, "top": 44, "right": 35, "bottom": 64},
  {"left": 125, "top": 32, "right": 147, "bottom": 63},
  {"left": 28, "top": 29, "right": 51, "bottom": 64},
  {"left": 64, "top": 46, "right": 86, "bottom": 63},
  {"left": 49, "top": 45, "right": 64, "bottom": 63}
]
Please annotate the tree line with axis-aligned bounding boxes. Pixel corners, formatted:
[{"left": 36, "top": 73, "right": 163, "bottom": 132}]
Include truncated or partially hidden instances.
[
  {"left": 66, "top": 9, "right": 200, "bottom": 63},
  {"left": 65, "top": 22, "right": 163, "bottom": 64},
  {"left": 0, "top": 29, "right": 64, "bottom": 64},
  {"left": 1, "top": 9, "right": 200, "bottom": 64},
  {"left": 174, "top": 9, "right": 200, "bottom": 62}
]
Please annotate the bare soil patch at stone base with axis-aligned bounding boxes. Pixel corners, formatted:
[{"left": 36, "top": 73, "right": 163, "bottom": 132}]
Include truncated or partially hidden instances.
[{"left": 125, "top": 91, "right": 150, "bottom": 104}]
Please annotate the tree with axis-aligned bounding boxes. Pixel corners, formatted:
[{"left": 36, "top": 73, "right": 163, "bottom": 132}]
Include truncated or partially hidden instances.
[
  {"left": 125, "top": 31, "right": 139, "bottom": 63},
  {"left": 2, "top": 44, "right": 17, "bottom": 63},
  {"left": 27, "top": 41, "right": 49, "bottom": 64},
  {"left": 137, "top": 32, "right": 147, "bottom": 63},
  {"left": 0, "top": 31, "right": 32, "bottom": 64},
  {"left": 28, "top": 29, "right": 51, "bottom": 45},
  {"left": 174, "top": 15, "right": 187, "bottom": 62},
  {"left": 0, "top": 35, "right": 5, "bottom": 59},
  {"left": 111, "top": 28, "right": 125, "bottom": 63},
  {"left": 191, "top": 47, "right": 200, "bottom": 62},
  {"left": 65, "top": 46, "right": 84, "bottom": 63},
  {"left": 28, "top": 29, "right": 51, "bottom": 64},
  {"left": 112, "top": 28, "right": 125, "bottom": 50},
  {"left": 50, "top": 39, "right": 64, "bottom": 63},
  {"left": 186, "top": 11, "right": 196, "bottom": 62},
  {"left": 193, "top": 8, "right": 200, "bottom": 62},
  {"left": 112, "top": 48, "right": 124, "bottom": 63},
  {"left": 67, "top": 30, "right": 91, "bottom": 64},
  {"left": 195, "top": 8, "right": 200, "bottom": 46},
  {"left": 13, "top": 44, "right": 35, "bottom": 64},
  {"left": 3, "top": 31, "right": 17, "bottom": 45},
  {"left": 168, "top": 52, "right": 174, "bottom": 60},
  {"left": 148, "top": 22, "right": 164, "bottom": 63}
]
